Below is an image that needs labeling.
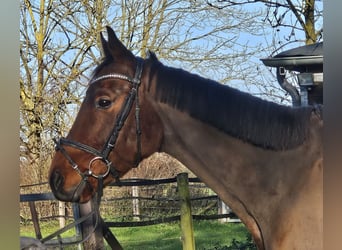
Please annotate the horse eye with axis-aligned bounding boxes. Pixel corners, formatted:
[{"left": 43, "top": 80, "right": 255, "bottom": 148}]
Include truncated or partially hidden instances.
[{"left": 96, "top": 98, "right": 112, "bottom": 109}]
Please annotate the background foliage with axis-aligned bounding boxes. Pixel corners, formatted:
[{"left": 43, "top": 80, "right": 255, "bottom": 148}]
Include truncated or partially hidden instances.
[{"left": 20, "top": 0, "right": 323, "bottom": 190}]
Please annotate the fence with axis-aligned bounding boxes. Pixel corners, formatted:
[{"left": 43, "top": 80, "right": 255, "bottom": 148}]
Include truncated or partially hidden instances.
[{"left": 20, "top": 173, "right": 238, "bottom": 249}]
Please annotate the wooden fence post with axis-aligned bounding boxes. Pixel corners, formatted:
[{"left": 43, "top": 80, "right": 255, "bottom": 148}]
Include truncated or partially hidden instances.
[
  {"left": 218, "top": 198, "right": 229, "bottom": 223},
  {"left": 177, "top": 173, "right": 195, "bottom": 250},
  {"left": 58, "top": 201, "right": 66, "bottom": 228},
  {"left": 132, "top": 185, "right": 140, "bottom": 221},
  {"left": 28, "top": 201, "right": 42, "bottom": 240}
]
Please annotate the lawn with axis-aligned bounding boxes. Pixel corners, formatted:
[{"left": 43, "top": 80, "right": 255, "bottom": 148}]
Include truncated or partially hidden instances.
[
  {"left": 113, "top": 221, "right": 254, "bottom": 250},
  {"left": 20, "top": 220, "right": 256, "bottom": 249}
]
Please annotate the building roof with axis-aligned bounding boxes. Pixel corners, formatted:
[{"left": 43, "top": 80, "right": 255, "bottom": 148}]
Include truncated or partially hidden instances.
[{"left": 261, "top": 42, "right": 323, "bottom": 72}]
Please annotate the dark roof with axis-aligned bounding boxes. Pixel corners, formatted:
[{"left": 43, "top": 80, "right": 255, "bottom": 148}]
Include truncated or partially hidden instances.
[
  {"left": 275, "top": 42, "right": 323, "bottom": 58},
  {"left": 261, "top": 42, "right": 323, "bottom": 72}
]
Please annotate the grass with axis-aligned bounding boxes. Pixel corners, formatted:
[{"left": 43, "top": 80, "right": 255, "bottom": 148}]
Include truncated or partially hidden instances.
[
  {"left": 20, "top": 220, "right": 77, "bottom": 239},
  {"left": 20, "top": 220, "right": 255, "bottom": 249}
]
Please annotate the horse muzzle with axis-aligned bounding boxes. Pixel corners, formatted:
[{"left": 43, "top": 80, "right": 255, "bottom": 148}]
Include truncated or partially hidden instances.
[{"left": 49, "top": 169, "right": 92, "bottom": 203}]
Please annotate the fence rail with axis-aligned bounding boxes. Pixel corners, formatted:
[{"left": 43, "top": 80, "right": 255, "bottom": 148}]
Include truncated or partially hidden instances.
[{"left": 20, "top": 173, "right": 237, "bottom": 249}]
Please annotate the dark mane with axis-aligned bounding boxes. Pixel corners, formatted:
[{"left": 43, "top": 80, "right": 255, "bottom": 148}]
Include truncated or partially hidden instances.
[{"left": 153, "top": 61, "right": 313, "bottom": 150}]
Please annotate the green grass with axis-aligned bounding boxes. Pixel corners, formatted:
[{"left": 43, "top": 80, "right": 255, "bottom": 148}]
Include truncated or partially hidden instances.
[
  {"left": 20, "top": 220, "right": 77, "bottom": 239},
  {"left": 20, "top": 220, "right": 255, "bottom": 249},
  {"left": 113, "top": 221, "right": 253, "bottom": 250}
]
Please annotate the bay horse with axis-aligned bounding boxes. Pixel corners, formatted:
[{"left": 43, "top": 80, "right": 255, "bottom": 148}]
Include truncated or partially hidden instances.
[{"left": 49, "top": 26, "right": 322, "bottom": 250}]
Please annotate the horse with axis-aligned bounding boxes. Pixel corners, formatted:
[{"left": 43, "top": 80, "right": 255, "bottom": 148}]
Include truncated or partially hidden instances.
[{"left": 49, "top": 26, "right": 323, "bottom": 250}]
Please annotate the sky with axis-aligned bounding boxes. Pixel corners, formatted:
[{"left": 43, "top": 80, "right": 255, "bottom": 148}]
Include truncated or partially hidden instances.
[{"left": 21, "top": 0, "right": 324, "bottom": 109}]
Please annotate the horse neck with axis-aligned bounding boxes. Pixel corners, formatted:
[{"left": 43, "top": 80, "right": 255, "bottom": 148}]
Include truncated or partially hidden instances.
[
  {"left": 145, "top": 62, "right": 322, "bottom": 250},
  {"left": 148, "top": 61, "right": 315, "bottom": 147},
  {"left": 153, "top": 63, "right": 322, "bottom": 169}
]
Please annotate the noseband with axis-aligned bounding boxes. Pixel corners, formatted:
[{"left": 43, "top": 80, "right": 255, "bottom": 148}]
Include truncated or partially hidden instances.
[{"left": 54, "top": 58, "right": 144, "bottom": 186}]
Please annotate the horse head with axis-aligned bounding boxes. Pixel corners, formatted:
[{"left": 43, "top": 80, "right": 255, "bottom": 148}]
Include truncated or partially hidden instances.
[{"left": 49, "top": 26, "right": 163, "bottom": 202}]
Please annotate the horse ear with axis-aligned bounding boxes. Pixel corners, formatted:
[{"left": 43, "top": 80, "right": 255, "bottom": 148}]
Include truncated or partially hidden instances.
[
  {"left": 105, "top": 26, "right": 134, "bottom": 59},
  {"left": 147, "top": 50, "right": 158, "bottom": 61},
  {"left": 100, "top": 31, "right": 112, "bottom": 59}
]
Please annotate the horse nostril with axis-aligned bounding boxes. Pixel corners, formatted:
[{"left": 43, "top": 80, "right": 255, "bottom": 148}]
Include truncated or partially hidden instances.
[{"left": 50, "top": 170, "right": 64, "bottom": 191}]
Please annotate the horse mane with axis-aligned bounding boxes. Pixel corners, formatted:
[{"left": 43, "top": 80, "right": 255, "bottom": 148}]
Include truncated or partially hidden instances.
[{"left": 152, "top": 59, "right": 314, "bottom": 150}]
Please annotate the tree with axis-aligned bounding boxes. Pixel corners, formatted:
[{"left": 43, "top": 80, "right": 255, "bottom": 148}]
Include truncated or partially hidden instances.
[
  {"left": 206, "top": 0, "right": 323, "bottom": 105},
  {"left": 207, "top": 0, "right": 323, "bottom": 47},
  {"left": 20, "top": 0, "right": 280, "bottom": 184},
  {"left": 20, "top": 0, "right": 110, "bottom": 183}
]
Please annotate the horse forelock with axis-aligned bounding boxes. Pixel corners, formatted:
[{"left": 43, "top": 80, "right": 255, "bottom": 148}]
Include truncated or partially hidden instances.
[
  {"left": 89, "top": 58, "right": 113, "bottom": 84},
  {"left": 153, "top": 63, "right": 313, "bottom": 150}
]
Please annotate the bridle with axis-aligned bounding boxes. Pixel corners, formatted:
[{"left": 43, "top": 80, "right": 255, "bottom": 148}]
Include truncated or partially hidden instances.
[
  {"left": 46, "top": 59, "right": 144, "bottom": 248},
  {"left": 53, "top": 58, "right": 144, "bottom": 194}
]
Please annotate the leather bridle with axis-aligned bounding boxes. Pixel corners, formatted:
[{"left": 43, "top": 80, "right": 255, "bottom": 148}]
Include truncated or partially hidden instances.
[
  {"left": 53, "top": 58, "right": 144, "bottom": 190},
  {"left": 45, "top": 59, "right": 144, "bottom": 246}
]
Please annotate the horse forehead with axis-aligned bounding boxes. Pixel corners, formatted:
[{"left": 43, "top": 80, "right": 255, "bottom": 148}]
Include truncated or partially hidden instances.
[{"left": 87, "top": 80, "right": 130, "bottom": 96}]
